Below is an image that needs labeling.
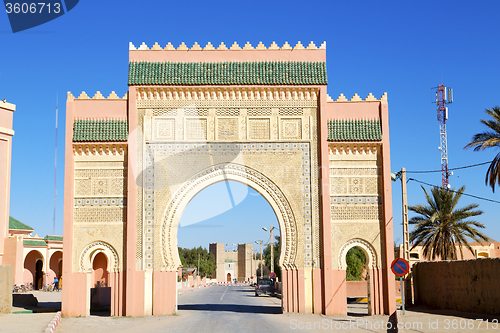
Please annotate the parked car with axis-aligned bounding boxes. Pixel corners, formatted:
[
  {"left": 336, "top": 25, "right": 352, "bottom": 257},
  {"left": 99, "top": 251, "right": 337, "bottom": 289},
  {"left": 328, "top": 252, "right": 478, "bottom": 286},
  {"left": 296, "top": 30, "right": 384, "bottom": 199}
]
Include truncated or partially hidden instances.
[{"left": 255, "top": 278, "right": 275, "bottom": 296}]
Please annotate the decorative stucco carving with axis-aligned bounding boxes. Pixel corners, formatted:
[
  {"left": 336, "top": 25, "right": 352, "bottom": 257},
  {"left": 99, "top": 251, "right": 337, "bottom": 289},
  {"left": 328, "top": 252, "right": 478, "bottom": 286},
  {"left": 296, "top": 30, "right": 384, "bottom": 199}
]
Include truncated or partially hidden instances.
[
  {"left": 338, "top": 238, "right": 379, "bottom": 270},
  {"left": 79, "top": 241, "right": 120, "bottom": 272}
]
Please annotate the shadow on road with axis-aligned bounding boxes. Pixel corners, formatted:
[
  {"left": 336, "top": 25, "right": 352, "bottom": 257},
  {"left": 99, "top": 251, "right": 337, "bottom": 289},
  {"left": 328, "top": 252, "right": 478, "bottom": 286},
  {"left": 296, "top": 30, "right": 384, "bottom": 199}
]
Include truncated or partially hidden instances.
[{"left": 178, "top": 303, "right": 282, "bottom": 314}]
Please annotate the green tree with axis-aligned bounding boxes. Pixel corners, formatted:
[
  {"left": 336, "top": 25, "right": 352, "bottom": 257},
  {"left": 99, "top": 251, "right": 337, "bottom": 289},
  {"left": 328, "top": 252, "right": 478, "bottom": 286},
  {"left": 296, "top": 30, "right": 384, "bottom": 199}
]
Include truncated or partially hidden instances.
[
  {"left": 464, "top": 106, "right": 500, "bottom": 192},
  {"left": 346, "top": 247, "right": 366, "bottom": 281},
  {"left": 177, "top": 246, "right": 215, "bottom": 278},
  {"left": 263, "top": 236, "right": 281, "bottom": 280},
  {"left": 408, "top": 186, "right": 488, "bottom": 260}
]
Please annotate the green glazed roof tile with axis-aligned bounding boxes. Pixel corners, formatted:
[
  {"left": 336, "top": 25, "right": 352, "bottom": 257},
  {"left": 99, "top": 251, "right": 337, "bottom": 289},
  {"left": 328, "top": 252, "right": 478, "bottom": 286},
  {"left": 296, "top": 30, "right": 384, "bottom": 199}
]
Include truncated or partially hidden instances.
[
  {"left": 44, "top": 235, "right": 63, "bottom": 241},
  {"left": 9, "top": 216, "right": 34, "bottom": 231},
  {"left": 128, "top": 61, "right": 328, "bottom": 85},
  {"left": 23, "top": 240, "right": 48, "bottom": 247},
  {"left": 328, "top": 120, "right": 382, "bottom": 141},
  {"left": 73, "top": 119, "right": 128, "bottom": 142}
]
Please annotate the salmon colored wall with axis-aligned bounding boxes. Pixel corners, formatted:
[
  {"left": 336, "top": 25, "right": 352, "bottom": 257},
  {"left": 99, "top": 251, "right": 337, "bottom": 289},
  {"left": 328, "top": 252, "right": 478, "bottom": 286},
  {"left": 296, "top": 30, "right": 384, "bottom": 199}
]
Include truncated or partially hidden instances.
[
  {"left": 153, "top": 271, "right": 177, "bottom": 315},
  {"left": 23, "top": 250, "right": 43, "bottom": 285},
  {"left": 73, "top": 99, "right": 128, "bottom": 120},
  {"left": 0, "top": 102, "right": 15, "bottom": 265},
  {"left": 130, "top": 49, "right": 326, "bottom": 63},
  {"left": 125, "top": 86, "right": 146, "bottom": 317},
  {"left": 318, "top": 87, "right": 335, "bottom": 316},
  {"left": 330, "top": 270, "right": 347, "bottom": 314},
  {"left": 313, "top": 268, "right": 322, "bottom": 314},
  {"left": 62, "top": 95, "right": 75, "bottom": 317},
  {"left": 92, "top": 252, "right": 109, "bottom": 287},
  {"left": 327, "top": 101, "right": 381, "bottom": 120},
  {"left": 49, "top": 251, "right": 62, "bottom": 280},
  {"left": 379, "top": 101, "right": 396, "bottom": 315},
  {"left": 414, "top": 259, "right": 500, "bottom": 315}
]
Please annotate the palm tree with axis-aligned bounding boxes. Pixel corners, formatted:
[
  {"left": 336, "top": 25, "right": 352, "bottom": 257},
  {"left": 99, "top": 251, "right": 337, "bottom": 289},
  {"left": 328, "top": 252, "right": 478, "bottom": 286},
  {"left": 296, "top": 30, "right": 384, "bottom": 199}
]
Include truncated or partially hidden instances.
[
  {"left": 409, "top": 185, "right": 488, "bottom": 260},
  {"left": 464, "top": 106, "right": 500, "bottom": 192}
]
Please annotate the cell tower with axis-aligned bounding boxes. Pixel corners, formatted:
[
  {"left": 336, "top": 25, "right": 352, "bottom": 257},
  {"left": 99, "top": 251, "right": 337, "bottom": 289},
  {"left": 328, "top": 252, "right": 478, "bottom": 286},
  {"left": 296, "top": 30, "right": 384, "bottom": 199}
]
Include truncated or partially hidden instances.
[{"left": 432, "top": 84, "right": 453, "bottom": 188}]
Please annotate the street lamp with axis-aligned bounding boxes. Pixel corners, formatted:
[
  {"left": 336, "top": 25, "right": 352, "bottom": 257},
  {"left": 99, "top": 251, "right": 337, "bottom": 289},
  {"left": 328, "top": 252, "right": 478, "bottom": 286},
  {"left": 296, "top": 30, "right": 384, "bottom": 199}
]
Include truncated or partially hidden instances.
[{"left": 262, "top": 226, "right": 275, "bottom": 276}]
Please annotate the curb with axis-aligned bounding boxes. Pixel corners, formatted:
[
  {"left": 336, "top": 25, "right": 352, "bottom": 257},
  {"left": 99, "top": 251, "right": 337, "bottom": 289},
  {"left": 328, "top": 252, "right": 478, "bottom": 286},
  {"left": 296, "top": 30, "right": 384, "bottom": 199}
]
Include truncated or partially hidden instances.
[{"left": 44, "top": 311, "right": 61, "bottom": 333}]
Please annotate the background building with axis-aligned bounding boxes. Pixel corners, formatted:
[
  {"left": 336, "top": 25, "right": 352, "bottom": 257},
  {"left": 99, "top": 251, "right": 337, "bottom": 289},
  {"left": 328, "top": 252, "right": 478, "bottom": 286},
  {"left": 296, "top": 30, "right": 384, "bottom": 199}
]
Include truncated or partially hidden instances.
[
  {"left": 0, "top": 99, "right": 63, "bottom": 290},
  {"left": 209, "top": 243, "right": 260, "bottom": 283}
]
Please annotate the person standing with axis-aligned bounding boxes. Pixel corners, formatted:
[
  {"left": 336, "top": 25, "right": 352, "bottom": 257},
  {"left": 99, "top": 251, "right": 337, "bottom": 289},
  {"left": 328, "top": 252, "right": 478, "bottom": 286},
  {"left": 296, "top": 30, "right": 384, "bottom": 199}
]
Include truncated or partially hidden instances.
[{"left": 53, "top": 277, "right": 60, "bottom": 291}]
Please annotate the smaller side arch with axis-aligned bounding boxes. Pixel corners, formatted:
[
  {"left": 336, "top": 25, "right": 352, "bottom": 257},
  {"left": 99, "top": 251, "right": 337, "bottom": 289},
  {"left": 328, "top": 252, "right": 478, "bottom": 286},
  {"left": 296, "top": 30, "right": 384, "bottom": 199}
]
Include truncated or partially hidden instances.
[
  {"left": 338, "top": 238, "right": 378, "bottom": 270},
  {"left": 79, "top": 241, "right": 120, "bottom": 273}
]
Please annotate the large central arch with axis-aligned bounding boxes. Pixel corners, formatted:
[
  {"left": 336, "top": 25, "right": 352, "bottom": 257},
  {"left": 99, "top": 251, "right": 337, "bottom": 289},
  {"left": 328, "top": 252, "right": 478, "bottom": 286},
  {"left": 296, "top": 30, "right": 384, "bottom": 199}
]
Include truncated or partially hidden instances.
[{"left": 161, "top": 163, "right": 298, "bottom": 272}]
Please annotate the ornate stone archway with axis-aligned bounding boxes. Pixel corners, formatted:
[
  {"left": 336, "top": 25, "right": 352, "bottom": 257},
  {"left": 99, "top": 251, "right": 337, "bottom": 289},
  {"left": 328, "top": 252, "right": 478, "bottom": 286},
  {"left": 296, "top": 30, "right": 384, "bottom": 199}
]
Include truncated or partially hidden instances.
[{"left": 160, "top": 162, "right": 298, "bottom": 271}]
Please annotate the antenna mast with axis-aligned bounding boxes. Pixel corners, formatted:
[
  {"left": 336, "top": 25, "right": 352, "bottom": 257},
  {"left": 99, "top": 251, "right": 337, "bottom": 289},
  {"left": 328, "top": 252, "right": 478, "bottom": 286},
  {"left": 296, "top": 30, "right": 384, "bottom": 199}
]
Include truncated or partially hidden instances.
[
  {"left": 53, "top": 92, "right": 58, "bottom": 235},
  {"left": 433, "top": 83, "right": 453, "bottom": 188}
]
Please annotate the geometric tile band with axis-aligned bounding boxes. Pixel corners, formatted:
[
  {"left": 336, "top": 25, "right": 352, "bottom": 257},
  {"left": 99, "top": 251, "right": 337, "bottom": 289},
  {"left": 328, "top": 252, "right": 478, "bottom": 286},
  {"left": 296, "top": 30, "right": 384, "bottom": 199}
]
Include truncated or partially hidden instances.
[
  {"left": 143, "top": 142, "right": 312, "bottom": 269},
  {"left": 74, "top": 198, "right": 127, "bottom": 207},
  {"left": 330, "top": 196, "right": 381, "bottom": 205}
]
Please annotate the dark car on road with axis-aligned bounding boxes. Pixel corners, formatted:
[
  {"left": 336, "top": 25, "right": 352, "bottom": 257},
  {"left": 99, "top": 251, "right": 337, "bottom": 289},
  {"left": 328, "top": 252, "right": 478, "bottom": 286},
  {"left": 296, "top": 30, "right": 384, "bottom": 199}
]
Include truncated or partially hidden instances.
[{"left": 255, "top": 278, "right": 275, "bottom": 296}]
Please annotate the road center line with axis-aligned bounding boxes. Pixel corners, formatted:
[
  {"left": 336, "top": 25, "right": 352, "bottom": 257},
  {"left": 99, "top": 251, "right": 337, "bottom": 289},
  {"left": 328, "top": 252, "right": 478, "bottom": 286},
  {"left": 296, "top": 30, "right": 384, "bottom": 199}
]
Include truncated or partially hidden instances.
[{"left": 220, "top": 286, "right": 229, "bottom": 301}]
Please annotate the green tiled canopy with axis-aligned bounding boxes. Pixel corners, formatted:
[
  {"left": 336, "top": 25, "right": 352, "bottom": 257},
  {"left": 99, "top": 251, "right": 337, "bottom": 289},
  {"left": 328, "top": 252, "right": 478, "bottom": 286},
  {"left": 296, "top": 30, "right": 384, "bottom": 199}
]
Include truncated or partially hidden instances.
[
  {"left": 73, "top": 119, "right": 128, "bottom": 142},
  {"left": 328, "top": 120, "right": 382, "bottom": 141},
  {"left": 128, "top": 61, "right": 328, "bottom": 85},
  {"left": 9, "top": 216, "right": 34, "bottom": 231},
  {"left": 44, "top": 235, "right": 63, "bottom": 241}
]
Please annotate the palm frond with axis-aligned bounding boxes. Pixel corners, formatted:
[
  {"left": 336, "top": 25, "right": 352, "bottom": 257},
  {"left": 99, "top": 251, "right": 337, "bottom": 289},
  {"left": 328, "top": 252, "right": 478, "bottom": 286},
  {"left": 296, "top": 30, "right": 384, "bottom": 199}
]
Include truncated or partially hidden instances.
[{"left": 408, "top": 186, "right": 485, "bottom": 261}]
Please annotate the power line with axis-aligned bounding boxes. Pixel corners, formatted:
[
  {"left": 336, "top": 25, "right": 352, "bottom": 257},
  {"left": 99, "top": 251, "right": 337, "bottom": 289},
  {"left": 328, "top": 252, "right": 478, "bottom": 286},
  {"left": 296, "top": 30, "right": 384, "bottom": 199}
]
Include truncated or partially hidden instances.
[
  {"left": 407, "top": 177, "right": 500, "bottom": 204},
  {"left": 406, "top": 161, "right": 491, "bottom": 174}
]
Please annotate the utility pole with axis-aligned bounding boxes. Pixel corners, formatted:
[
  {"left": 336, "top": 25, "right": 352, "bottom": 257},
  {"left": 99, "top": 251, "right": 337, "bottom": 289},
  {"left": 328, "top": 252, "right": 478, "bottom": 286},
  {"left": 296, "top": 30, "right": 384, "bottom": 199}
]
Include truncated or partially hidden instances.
[
  {"left": 197, "top": 253, "right": 200, "bottom": 278},
  {"left": 392, "top": 168, "right": 412, "bottom": 307},
  {"left": 260, "top": 240, "right": 263, "bottom": 279},
  {"left": 401, "top": 168, "right": 409, "bottom": 261},
  {"left": 270, "top": 226, "right": 274, "bottom": 274},
  {"left": 400, "top": 168, "right": 412, "bottom": 307}
]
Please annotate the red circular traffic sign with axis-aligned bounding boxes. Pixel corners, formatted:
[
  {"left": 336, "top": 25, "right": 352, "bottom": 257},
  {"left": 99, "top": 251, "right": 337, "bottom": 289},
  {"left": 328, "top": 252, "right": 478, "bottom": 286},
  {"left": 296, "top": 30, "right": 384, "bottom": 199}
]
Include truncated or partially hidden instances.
[
  {"left": 269, "top": 272, "right": 276, "bottom": 279},
  {"left": 391, "top": 258, "right": 409, "bottom": 277}
]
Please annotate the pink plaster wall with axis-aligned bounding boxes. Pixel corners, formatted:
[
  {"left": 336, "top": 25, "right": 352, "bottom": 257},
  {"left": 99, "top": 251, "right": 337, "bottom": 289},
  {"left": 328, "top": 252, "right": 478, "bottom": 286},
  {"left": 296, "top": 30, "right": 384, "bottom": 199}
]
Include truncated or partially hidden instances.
[
  {"left": 0, "top": 103, "right": 14, "bottom": 265},
  {"left": 413, "top": 258, "right": 500, "bottom": 315},
  {"left": 92, "top": 252, "right": 108, "bottom": 287},
  {"left": 130, "top": 49, "right": 326, "bottom": 63},
  {"left": 49, "top": 251, "right": 62, "bottom": 280},
  {"left": 23, "top": 250, "right": 43, "bottom": 285},
  {"left": 326, "top": 101, "right": 381, "bottom": 120},
  {"left": 346, "top": 281, "right": 402, "bottom": 297},
  {"left": 73, "top": 99, "right": 128, "bottom": 120}
]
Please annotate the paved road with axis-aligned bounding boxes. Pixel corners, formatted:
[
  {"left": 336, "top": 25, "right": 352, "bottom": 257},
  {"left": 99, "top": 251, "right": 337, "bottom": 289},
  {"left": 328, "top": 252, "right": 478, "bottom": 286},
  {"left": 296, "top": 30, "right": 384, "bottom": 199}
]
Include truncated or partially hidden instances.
[
  {"left": 5, "top": 286, "right": 498, "bottom": 333},
  {"left": 57, "top": 285, "right": 292, "bottom": 333}
]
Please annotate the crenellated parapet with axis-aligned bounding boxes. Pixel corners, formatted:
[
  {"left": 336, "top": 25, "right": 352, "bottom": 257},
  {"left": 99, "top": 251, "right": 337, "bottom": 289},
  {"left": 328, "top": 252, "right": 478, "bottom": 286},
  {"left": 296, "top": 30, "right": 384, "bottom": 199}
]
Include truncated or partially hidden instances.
[
  {"left": 326, "top": 92, "right": 387, "bottom": 103},
  {"left": 67, "top": 91, "right": 128, "bottom": 100},
  {"left": 130, "top": 41, "right": 326, "bottom": 51}
]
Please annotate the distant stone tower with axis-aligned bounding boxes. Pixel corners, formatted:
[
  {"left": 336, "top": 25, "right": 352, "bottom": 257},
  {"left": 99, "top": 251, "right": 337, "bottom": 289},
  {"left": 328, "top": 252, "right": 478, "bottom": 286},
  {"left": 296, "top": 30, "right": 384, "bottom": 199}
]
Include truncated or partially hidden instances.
[{"left": 238, "top": 243, "right": 253, "bottom": 282}]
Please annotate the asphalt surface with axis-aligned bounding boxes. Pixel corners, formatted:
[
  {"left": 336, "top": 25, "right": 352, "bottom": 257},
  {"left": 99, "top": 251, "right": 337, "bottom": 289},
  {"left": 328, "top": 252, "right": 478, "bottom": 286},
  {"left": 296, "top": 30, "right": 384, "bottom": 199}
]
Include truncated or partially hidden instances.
[{"left": 2, "top": 286, "right": 499, "bottom": 332}]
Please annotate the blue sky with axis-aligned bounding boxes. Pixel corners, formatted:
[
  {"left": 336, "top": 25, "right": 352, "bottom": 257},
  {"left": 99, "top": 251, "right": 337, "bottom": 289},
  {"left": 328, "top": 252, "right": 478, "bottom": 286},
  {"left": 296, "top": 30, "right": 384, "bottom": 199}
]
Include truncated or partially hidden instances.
[{"left": 2, "top": 1, "right": 500, "bottom": 253}]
